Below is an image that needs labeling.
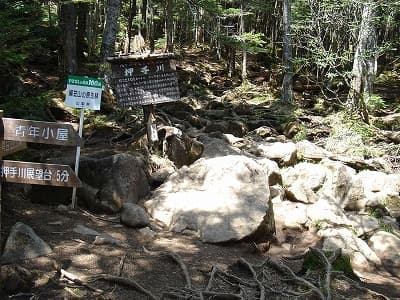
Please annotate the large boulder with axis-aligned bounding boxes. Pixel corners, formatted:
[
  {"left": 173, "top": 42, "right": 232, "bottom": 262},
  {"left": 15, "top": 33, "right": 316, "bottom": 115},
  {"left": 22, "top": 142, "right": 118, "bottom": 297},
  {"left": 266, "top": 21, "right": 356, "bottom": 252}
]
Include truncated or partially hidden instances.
[
  {"left": 369, "top": 231, "right": 400, "bottom": 276},
  {"left": 78, "top": 153, "right": 150, "bottom": 213},
  {"left": 145, "top": 155, "right": 275, "bottom": 243},
  {"left": 1, "top": 222, "right": 52, "bottom": 265}
]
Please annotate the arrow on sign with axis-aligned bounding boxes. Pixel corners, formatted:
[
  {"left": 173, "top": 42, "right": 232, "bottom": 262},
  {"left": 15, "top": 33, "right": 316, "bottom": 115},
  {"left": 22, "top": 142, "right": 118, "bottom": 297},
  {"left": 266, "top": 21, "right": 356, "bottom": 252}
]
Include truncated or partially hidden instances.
[
  {"left": 0, "top": 160, "right": 81, "bottom": 187},
  {"left": 0, "top": 118, "right": 82, "bottom": 146}
]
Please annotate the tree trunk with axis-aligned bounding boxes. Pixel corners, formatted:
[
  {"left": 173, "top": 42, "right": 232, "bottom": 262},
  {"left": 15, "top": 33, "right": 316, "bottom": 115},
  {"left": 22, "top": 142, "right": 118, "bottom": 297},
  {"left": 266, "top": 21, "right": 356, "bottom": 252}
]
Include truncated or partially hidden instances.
[
  {"left": 124, "top": 0, "right": 136, "bottom": 53},
  {"left": 142, "top": 0, "right": 148, "bottom": 39},
  {"left": 149, "top": 2, "right": 155, "bottom": 52},
  {"left": 348, "top": 0, "right": 377, "bottom": 124},
  {"left": 282, "top": 0, "right": 293, "bottom": 102},
  {"left": 76, "top": 2, "right": 89, "bottom": 62},
  {"left": 240, "top": 2, "right": 247, "bottom": 81},
  {"left": 166, "top": 0, "right": 174, "bottom": 52},
  {"left": 87, "top": 0, "right": 100, "bottom": 60},
  {"left": 101, "top": 0, "right": 121, "bottom": 61},
  {"left": 59, "top": 2, "right": 78, "bottom": 74}
]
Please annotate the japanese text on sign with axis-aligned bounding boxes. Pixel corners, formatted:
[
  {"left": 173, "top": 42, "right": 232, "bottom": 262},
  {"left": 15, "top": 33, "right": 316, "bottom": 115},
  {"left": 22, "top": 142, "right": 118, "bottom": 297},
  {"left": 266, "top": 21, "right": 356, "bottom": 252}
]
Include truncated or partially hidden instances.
[
  {"left": 1, "top": 118, "right": 82, "bottom": 146},
  {"left": 65, "top": 75, "right": 103, "bottom": 110},
  {"left": 0, "top": 160, "right": 81, "bottom": 187},
  {"left": 109, "top": 58, "right": 180, "bottom": 107}
]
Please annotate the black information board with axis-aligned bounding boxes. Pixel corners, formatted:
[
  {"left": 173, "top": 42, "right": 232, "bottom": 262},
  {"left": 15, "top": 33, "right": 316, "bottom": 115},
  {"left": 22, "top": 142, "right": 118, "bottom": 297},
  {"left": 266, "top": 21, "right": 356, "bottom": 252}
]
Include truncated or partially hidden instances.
[{"left": 109, "top": 56, "right": 180, "bottom": 107}]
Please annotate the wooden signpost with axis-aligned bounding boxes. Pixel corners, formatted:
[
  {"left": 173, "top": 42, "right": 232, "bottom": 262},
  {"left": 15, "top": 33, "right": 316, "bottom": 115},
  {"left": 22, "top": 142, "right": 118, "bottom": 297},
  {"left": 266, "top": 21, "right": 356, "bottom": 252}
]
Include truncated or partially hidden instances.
[
  {"left": 1, "top": 118, "right": 82, "bottom": 146},
  {"left": 0, "top": 160, "right": 81, "bottom": 187},
  {"left": 0, "top": 111, "right": 82, "bottom": 251},
  {"left": 107, "top": 53, "right": 180, "bottom": 147}
]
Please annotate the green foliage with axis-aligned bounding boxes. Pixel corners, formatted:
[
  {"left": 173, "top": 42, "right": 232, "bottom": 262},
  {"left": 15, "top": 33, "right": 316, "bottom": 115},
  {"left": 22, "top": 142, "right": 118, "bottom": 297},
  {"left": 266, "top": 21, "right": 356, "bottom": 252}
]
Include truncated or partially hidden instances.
[
  {"left": 303, "top": 251, "right": 357, "bottom": 280},
  {"left": 0, "top": 94, "right": 51, "bottom": 120},
  {"left": 0, "top": 0, "right": 56, "bottom": 73},
  {"left": 365, "top": 94, "right": 387, "bottom": 112}
]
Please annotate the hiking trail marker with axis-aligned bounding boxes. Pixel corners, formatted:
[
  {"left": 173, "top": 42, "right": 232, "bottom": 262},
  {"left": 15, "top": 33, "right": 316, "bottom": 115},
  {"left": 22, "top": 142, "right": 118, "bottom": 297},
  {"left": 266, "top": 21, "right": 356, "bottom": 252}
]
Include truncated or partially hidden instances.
[
  {"left": 0, "top": 110, "right": 82, "bottom": 251},
  {"left": 107, "top": 53, "right": 180, "bottom": 147},
  {"left": 64, "top": 75, "right": 103, "bottom": 208}
]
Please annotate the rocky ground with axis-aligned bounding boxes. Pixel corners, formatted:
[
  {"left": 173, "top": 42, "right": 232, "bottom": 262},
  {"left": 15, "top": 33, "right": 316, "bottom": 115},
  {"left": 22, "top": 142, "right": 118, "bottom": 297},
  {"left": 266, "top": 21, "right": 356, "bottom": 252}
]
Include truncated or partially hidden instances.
[{"left": 1, "top": 50, "right": 400, "bottom": 299}]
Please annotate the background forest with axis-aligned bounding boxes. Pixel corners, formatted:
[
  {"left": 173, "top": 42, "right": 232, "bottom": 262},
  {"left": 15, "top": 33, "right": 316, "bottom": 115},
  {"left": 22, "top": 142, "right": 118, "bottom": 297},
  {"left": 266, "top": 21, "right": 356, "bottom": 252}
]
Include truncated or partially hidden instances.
[
  {"left": 1, "top": 0, "right": 400, "bottom": 156},
  {"left": 1, "top": 0, "right": 400, "bottom": 105}
]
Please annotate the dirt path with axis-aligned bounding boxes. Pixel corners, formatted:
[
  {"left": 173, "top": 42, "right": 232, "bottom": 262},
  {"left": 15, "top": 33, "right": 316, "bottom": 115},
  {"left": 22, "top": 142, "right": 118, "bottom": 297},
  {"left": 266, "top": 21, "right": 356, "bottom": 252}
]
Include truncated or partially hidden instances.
[{"left": 1, "top": 193, "right": 399, "bottom": 300}]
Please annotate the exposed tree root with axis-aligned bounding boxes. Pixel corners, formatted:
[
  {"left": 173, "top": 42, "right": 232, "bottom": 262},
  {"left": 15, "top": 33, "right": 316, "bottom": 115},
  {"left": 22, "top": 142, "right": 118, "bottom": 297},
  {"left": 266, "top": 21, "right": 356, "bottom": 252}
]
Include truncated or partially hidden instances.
[{"left": 88, "top": 273, "right": 159, "bottom": 300}]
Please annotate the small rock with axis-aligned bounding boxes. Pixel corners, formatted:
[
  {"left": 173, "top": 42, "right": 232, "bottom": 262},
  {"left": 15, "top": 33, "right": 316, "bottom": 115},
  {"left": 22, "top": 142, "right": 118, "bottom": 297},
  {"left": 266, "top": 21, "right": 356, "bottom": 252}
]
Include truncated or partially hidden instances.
[
  {"left": 223, "top": 133, "right": 244, "bottom": 145},
  {"left": 138, "top": 227, "right": 157, "bottom": 239},
  {"left": 256, "top": 142, "right": 297, "bottom": 166},
  {"left": 1, "top": 222, "right": 52, "bottom": 265},
  {"left": 73, "top": 224, "right": 100, "bottom": 236},
  {"left": 120, "top": 203, "right": 150, "bottom": 228}
]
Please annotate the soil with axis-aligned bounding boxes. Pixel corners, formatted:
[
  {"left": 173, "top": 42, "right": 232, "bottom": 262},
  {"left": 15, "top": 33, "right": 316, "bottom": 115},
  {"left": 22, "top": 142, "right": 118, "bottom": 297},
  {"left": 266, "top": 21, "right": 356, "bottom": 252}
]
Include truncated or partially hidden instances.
[{"left": 1, "top": 187, "right": 399, "bottom": 299}]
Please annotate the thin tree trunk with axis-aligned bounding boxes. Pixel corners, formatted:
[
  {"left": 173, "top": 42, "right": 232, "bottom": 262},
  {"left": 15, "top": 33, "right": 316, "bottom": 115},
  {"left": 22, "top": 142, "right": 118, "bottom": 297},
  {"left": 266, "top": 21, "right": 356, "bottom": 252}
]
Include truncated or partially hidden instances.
[
  {"left": 240, "top": 2, "right": 247, "bottom": 81},
  {"left": 166, "top": 0, "right": 174, "bottom": 52},
  {"left": 101, "top": 0, "right": 121, "bottom": 61},
  {"left": 282, "top": 0, "right": 293, "bottom": 102},
  {"left": 149, "top": 2, "right": 155, "bottom": 52},
  {"left": 60, "top": 2, "right": 78, "bottom": 74},
  {"left": 348, "top": 0, "right": 377, "bottom": 124},
  {"left": 142, "top": 0, "right": 148, "bottom": 40}
]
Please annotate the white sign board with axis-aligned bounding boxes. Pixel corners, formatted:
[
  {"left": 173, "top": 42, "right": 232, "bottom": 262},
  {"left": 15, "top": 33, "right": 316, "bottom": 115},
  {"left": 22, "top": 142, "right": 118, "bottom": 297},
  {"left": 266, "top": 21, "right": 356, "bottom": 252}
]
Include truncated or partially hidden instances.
[{"left": 65, "top": 75, "right": 103, "bottom": 110}]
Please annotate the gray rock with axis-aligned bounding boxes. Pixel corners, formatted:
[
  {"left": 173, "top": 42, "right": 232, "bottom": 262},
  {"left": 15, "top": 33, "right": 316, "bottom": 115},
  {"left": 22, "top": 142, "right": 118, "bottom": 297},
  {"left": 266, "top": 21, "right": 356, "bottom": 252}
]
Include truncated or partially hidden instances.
[
  {"left": 223, "top": 133, "right": 244, "bottom": 145},
  {"left": 282, "top": 162, "right": 327, "bottom": 203},
  {"left": 1, "top": 222, "right": 52, "bottom": 265},
  {"left": 346, "top": 213, "right": 380, "bottom": 236},
  {"left": 72, "top": 225, "right": 128, "bottom": 247},
  {"left": 296, "top": 140, "right": 330, "bottom": 161},
  {"left": 256, "top": 158, "right": 282, "bottom": 186},
  {"left": 73, "top": 224, "right": 100, "bottom": 236},
  {"left": 120, "top": 203, "right": 150, "bottom": 228},
  {"left": 307, "top": 196, "right": 351, "bottom": 227},
  {"left": 286, "top": 181, "right": 318, "bottom": 204},
  {"left": 274, "top": 201, "right": 308, "bottom": 230},
  {"left": 256, "top": 142, "right": 297, "bottom": 166},
  {"left": 369, "top": 231, "right": 400, "bottom": 276},
  {"left": 320, "top": 159, "right": 356, "bottom": 209},
  {"left": 78, "top": 153, "right": 150, "bottom": 213},
  {"left": 199, "top": 135, "right": 242, "bottom": 158},
  {"left": 319, "top": 227, "right": 381, "bottom": 274},
  {"left": 145, "top": 155, "right": 274, "bottom": 243}
]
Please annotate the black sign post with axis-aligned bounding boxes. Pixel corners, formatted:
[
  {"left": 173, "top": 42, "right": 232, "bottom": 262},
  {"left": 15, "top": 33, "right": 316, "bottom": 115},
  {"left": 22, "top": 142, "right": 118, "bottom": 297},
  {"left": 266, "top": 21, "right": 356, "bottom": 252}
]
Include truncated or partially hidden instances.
[{"left": 107, "top": 53, "right": 180, "bottom": 149}]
